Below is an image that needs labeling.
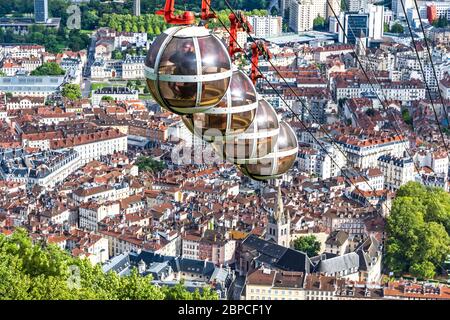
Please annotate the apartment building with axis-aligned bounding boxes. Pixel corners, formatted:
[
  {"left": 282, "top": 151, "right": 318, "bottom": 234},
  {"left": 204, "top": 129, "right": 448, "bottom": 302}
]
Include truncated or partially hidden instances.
[
  {"left": 378, "top": 154, "right": 416, "bottom": 190},
  {"left": 335, "top": 134, "right": 409, "bottom": 169},
  {"left": 79, "top": 201, "right": 121, "bottom": 231}
]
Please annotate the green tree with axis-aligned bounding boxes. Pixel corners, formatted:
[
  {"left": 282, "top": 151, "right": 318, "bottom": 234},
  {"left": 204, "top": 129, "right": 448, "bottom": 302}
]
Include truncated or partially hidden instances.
[
  {"left": 127, "top": 80, "right": 135, "bottom": 88},
  {"left": 112, "top": 50, "right": 123, "bottom": 60},
  {"left": 386, "top": 182, "right": 450, "bottom": 279},
  {"left": 384, "top": 22, "right": 389, "bottom": 33},
  {"left": 313, "top": 15, "right": 326, "bottom": 31},
  {"left": 102, "top": 96, "right": 115, "bottom": 102},
  {"left": 0, "top": 229, "right": 218, "bottom": 300},
  {"left": 432, "top": 16, "right": 449, "bottom": 28},
  {"left": 293, "top": 235, "right": 321, "bottom": 257},
  {"left": 136, "top": 156, "right": 167, "bottom": 173},
  {"left": 410, "top": 261, "right": 436, "bottom": 279},
  {"left": 390, "top": 23, "right": 404, "bottom": 34},
  {"left": 31, "top": 62, "right": 66, "bottom": 76},
  {"left": 402, "top": 109, "right": 412, "bottom": 126},
  {"left": 62, "top": 84, "right": 82, "bottom": 101}
]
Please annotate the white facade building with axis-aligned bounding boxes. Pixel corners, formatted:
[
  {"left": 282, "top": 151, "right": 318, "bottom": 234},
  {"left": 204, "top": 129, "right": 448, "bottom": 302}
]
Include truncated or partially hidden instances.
[
  {"left": 79, "top": 202, "right": 121, "bottom": 231},
  {"left": 378, "top": 155, "right": 416, "bottom": 190},
  {"left": 248, "top": 15, "right": 282, "bottom": 38},
  {"left": 336, "top": 135, "right": 409, "bottom": 169},
  {"left": 122, "top": 55, "right": 145, "bottom": 80},
  {"left": 50, "top": 129, "right": 128, "bottom": 165},
  {"left": 289, "top": 0, "right": 327, "bottom": 32},
  {"left": 91, "top": 87, "right": 139, "bottom": 106}
]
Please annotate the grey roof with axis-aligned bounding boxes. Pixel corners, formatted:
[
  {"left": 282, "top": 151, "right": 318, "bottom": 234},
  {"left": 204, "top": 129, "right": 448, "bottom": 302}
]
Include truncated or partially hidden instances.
[
  {"left": 0, "top": 76, "right": 65, "bottom": 93},
  {"left": 210, "top": 267, "right": 229, "bottom": 283},
  {"left": 326, "top": 230, "right": 349, "bottom": 246},
  {"left": 242, "top": 234, "right": 313, "bottom": 273},
  {"left": 378, "top": 154, "right": 413, "bottom": 167},
  {"left": 123, "top": 55, "right": 145, "bottom": 64},
  {"left": 102, "top": 252, "right": 131, "bottom": 276},
  {"left": 242, "top": 234, "right": 288, "bottom": 260},
  {"left": 317, "top": 252, "right": 360, "bottom": 274},
  {"left": 0, "top": 148, "right": 78, "bottom": 180},
  {"left": 103, "top": 250, "right": 233, "bottom": 298},
  {"left": 93, "top": 86, "right": 136, "bottom": 95},
  {"left": 355, "top": 235, "right": 382, "bottom": 271}
]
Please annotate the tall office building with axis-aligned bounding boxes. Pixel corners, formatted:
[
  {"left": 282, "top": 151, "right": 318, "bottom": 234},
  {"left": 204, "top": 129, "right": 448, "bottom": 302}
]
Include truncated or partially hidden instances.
[
  {"left": 342, "top": 13, "right": 370, "bottom": 45},
  {"left": 347, "top": 0, "right": 368, "bottom": 12},
  {"left": 289, "top": 0, "right": 327, "bottom": 33},
  {"left": 337, "top": 4, "right": 383, "bottom": 45},
  {"left": 327, "top": 0, "right": 342, "bottom": 19},
  {"left": 367, "top": 4, "right": 384, "bottom": 40},
  {"left": 34, "top": 0, "right": 48, "bottom": 23},
  {"left": 133, "top": 0, "right": 141, "bottom": 17},
  {"left": 280, "top": 0, "right": 292, "bottom": 17},
  {"left": 392, "top": 0, "right": 414, "bottom": 18},
  {"left": 247, "top": 15, "right": 283, "bottom": 37}
]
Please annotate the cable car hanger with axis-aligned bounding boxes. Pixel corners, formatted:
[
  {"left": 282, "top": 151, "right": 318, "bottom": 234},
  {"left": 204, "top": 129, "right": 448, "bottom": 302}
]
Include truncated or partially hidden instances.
[{"left": 156, "top": 0, "right": 216, "bottom": 25}]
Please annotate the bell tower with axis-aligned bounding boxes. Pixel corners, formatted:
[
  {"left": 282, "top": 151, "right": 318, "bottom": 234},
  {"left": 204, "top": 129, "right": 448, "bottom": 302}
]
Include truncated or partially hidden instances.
[{"left": 265, "top": 184, "right": 290, "bottom": 247}]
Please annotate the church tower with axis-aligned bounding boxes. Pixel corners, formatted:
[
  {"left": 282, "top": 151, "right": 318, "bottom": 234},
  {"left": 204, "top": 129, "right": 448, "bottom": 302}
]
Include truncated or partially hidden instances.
[{"left": 265, "top": 184, "right": 291, "bottom": 247}]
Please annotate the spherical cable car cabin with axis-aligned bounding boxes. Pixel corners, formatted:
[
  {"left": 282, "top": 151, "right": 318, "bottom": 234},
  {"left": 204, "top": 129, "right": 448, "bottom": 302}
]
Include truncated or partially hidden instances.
[
  {"left": 181, "top": 67, "right": 258, "bottom": 142},
  {"left": 212, "top": 98, "right": 280, "bottom": 164},
  {"left": 145, "top": 25, "right": 232, "bottom": 115},
  {"left": 238, "top": 121, "right": 298, "bottom": 181}
]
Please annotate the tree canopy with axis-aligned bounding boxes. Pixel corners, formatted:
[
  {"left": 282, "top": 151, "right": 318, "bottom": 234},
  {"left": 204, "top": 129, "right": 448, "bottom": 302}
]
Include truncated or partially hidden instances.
[
  {"left": 386, "top": 182, "right": 450, "bottom": 279},
  {"left": 432, "top": 16, "right": 449, "bottom": 28},
  {"left": 293, "top": 235, "right": 321, "bottom": 257},
  {"left": 30, "top": 62, "right": 66, "bottom": 76},
  {"left": 136, "top": 156, "right": 167, "bottom": 173},
  {"left": 313, "top": 16, "right": 326, "bottom": 31},
  {"left": 390, "top": 23, "right": 404, "bottom": 34},
  {"left": 0, "top": 229, "right": 218, "bottom": 300},
  {"left": 62, "top": 84, "right": 82, "bottom": 101}
]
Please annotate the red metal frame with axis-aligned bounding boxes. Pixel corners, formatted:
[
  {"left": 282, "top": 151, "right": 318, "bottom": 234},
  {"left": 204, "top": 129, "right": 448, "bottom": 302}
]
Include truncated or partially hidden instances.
[
  {"left": 201, "top": 0, "right": 216, "bottom": 22},
  {"left": 228, "top": 11, "right": 253, "bottom": 58},
  {"left": 251, "top": 41, "right": 272, "bottom": 85},
  {"left": 156, "top": 0, "right": 216, "bottom": 25}
]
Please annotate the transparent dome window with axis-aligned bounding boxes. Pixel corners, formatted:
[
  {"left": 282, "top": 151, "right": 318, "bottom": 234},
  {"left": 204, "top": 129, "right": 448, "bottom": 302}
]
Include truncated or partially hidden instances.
[
  {"left": 146, "top": 79, "right": 165, "bottom": 106},
  {"left": 230, "top": 110, "right": 256, "bottom": 133},
  {"left": 230, "top": 71, "right": 257, "bottom": 107},
  {"left": 158, "top": 37, "right": 198, "bottom": 76},
  {"left": 199, "top": 78, "right": 230, "bottom": 107},
  {"left": 145, "top": 33, "right": 169, "bottom": 69},
  {"left": 198, "top": 36, "right": 230, "bottom": 76},
  {"left": 238, "top": 121, "right": 298, "bottom": 180},
  {"left": 277, "top": 121, "right": 298, "bottom": 152},
  {"left": 158, "top": 80, "right": 198, "bottom": 109},
  {"left": 256, "top": 99, "right": 279, "bottom": 130}
]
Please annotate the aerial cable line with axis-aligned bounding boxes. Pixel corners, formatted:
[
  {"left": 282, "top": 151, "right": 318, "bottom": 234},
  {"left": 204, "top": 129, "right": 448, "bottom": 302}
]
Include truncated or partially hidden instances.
[
  {"left": 225, "top": 0, "right": 421, "bottom": 178},
  {"left": 221, "top": 0, "right": 423, "bottom": 190},
  {"left": 411, "top": 0, "right": 450, "bottom": 129},
  {"left": 330, "top": 0, "right": 424, "bottom": 180},
  {"left": 203, "top": 0, "right": 392, "bottom": 214},
  {"left": 216, "top": 0, "right": 397, "bottom": 212},
  {"left": 399, "top": 0, "right": 450, "bottom": 161}
]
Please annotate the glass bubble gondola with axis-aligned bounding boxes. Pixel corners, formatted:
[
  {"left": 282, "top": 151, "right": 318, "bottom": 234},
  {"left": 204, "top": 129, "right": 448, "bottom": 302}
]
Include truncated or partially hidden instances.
[
  {"left": 145, "top": 25, "right": 232, "bottom": 115},
  {"left": 238, "top": 121, "right": 298, "bottom": 181},
  {"left": 212, "top": 98, "right": 280, "bottom": 164},
  {"left": 181, "top": 67, "right": 258, "bottom": 142}
]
